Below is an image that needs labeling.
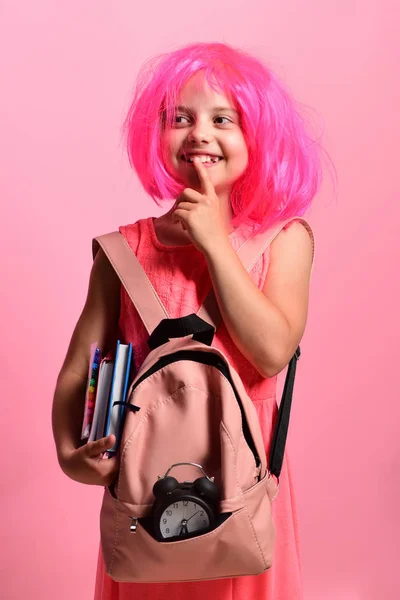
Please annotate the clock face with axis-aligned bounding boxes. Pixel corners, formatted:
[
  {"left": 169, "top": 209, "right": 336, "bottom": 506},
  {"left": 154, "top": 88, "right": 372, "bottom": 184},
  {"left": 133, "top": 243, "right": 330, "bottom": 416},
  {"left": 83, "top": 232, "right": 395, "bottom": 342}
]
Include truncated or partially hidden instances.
[{"left": 159, "top": 499, "right": 210, "bottom": 539}]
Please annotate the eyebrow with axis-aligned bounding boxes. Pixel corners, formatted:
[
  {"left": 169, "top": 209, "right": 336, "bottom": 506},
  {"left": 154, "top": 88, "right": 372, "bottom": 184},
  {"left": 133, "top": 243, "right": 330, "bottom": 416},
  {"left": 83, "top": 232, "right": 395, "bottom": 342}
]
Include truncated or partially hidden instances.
[{"left": 176, "top": 105, "right": 239, "bottom": 115}]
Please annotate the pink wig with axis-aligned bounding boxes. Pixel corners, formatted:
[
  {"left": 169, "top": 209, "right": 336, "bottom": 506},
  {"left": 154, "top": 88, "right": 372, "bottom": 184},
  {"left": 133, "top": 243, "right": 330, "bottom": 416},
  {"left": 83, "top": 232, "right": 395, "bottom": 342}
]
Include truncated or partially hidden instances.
[{"left": 122, "top": 42, "right": 324, "bottom": 231}]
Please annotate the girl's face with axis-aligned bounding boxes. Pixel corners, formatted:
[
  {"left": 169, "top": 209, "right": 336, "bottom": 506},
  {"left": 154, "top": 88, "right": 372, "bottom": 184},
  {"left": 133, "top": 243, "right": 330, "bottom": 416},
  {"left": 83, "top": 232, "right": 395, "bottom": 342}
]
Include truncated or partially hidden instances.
[{"left": 163, "top": 73, "right": 249, "bottom": 197}]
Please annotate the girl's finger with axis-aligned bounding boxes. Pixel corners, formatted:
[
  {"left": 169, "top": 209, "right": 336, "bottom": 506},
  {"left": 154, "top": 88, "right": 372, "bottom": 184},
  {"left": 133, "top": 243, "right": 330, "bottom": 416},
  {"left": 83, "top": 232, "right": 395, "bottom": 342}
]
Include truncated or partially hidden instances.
[
  {"left": 85, "top": 435, "right": 116, "bottom": 457},
  {"left": 172, "top": 209, "right": 189, "bottom": 222},
  {"left": 174, "top": 202, "right": 194, "bottom": 212},
  {"left": 178, "top": 188, "right": 202, "bottom": 203},
  {"left": 192, "top": 157, "right": 216, "bottom": 197},
  {"left": 171, "top": 212, "right": 187, "bottom": 230}
]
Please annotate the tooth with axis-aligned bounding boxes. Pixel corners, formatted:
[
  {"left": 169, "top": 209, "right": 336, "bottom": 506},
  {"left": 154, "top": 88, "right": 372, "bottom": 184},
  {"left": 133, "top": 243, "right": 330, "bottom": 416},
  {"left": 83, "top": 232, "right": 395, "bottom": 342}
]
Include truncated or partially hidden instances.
[{"left": 184, "top": 155, "right": 221, "bottom": 163}]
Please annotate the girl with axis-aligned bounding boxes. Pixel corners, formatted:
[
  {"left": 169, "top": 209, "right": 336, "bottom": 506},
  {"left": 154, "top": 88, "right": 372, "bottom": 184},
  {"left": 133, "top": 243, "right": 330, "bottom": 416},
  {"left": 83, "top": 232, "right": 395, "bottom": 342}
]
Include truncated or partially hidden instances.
[{"left": 52, "top": 42, "right": 323, "bottom": 600}]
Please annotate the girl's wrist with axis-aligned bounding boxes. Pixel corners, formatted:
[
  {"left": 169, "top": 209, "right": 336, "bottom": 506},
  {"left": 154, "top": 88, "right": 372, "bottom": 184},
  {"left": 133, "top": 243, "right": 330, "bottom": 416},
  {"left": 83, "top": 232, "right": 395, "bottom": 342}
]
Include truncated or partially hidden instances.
[{"left": 203, "top": 235, "right": 233, "bottom": 262}]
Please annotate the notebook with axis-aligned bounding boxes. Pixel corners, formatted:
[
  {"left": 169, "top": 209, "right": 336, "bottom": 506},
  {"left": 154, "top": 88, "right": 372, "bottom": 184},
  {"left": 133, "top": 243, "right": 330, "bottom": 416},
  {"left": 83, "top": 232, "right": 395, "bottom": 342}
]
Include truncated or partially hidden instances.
[
  {"left": 88, "top": 357, "right": 114, "bottom": 442},
  {"left": 104, "top": 341, "right": 133, "bottom": 454},
  {"left": 81, "top": 344, "right": 101, "bottom": 440}
]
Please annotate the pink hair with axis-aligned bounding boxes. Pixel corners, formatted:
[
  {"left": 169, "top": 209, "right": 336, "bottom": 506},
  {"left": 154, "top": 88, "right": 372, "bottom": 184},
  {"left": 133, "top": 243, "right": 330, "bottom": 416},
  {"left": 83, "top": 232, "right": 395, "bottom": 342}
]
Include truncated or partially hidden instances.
[{"left": 122, "top": 42, "right": 325, "bottom": 231}]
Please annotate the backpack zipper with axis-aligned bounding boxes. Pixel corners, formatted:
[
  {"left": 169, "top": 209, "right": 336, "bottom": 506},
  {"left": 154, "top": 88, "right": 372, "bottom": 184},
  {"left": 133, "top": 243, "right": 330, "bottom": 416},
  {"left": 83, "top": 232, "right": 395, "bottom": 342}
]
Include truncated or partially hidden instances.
[{"left": 130, "top": 517, "right": 138, "bottom": 533}]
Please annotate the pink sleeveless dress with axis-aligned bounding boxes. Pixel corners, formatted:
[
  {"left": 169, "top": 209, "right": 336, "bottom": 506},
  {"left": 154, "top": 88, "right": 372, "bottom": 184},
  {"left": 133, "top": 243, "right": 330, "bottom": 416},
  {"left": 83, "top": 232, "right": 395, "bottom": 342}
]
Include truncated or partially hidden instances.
[{"left": 93, "top": 216, "right": 304, "bottom": 600}]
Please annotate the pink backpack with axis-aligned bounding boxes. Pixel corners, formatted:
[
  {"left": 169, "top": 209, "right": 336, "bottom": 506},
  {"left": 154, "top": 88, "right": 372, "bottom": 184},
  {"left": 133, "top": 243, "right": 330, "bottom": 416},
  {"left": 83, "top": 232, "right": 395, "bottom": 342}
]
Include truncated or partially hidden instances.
[{"left": 92, "top": 216, "right": 312, "bottom": 583}]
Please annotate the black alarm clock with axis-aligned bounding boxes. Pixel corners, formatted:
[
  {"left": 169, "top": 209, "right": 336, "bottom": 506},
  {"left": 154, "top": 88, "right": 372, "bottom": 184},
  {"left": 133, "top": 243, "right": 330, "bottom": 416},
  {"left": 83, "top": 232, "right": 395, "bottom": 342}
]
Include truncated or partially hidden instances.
[{"left": 151, "top": 462, "right": 220, "bottom": 542}]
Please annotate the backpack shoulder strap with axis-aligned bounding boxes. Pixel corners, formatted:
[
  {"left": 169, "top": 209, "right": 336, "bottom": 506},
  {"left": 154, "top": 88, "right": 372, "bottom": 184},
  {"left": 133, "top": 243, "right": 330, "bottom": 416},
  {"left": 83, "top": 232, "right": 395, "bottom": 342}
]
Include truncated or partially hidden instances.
[{"left": 92, "top": 232, "right": 169, "bottom": 336}]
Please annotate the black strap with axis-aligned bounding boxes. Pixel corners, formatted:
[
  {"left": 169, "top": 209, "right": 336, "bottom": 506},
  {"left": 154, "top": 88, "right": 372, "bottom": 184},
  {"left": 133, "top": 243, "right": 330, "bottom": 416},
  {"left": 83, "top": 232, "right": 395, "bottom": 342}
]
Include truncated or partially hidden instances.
[
  {"left": 268, "top": 346, "right": 300, "bottom": 478},
  {"left": 147, "top": 314, "right": 215, "bottom": 350},
  {"left": 113, "top": 401, "right": 140, "bottom": 413}
]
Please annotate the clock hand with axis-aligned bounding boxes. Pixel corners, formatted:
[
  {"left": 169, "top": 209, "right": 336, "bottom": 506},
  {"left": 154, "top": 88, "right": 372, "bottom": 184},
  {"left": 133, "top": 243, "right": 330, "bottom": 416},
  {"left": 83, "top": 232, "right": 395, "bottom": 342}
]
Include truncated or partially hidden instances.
[{"left": 186, "top": 510, "right": 201, "bottom": 523}]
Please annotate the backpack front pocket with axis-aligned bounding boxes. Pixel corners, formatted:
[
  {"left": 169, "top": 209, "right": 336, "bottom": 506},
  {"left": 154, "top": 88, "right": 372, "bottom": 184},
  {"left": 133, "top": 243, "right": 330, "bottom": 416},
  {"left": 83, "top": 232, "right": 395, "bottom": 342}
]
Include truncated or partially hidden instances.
[{"left": 100, "top": 488, "right": 269, "bottom": 583}]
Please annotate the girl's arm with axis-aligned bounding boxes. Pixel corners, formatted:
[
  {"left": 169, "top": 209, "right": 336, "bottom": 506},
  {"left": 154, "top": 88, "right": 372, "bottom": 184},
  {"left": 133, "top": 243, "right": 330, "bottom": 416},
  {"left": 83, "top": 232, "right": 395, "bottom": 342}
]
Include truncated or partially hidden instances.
[
  {"left": 52, "top": 248, "right": 121, "bottom": 485},
  {"left": 203, "top": 221, "right": 313, "bottom": 378}
]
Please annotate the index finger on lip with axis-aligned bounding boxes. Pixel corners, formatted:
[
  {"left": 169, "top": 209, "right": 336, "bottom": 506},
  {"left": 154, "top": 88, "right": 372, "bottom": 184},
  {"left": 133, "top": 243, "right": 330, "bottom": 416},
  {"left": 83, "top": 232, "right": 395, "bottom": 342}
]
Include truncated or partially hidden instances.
[{"left": 192, "top": 156, "right": 216, "bottom": 196}]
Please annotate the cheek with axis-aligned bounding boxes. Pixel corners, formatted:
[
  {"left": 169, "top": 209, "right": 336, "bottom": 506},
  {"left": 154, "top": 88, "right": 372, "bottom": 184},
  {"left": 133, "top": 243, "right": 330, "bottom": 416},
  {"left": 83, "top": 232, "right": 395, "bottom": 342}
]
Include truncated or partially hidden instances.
[
  {"left": 161, "top": 135, "right": 180, "bottom": 174},
  {"left": 228, "top": 137, "right": 249, "bottom": 169},
  {"left": 163, "top": 131, "right": 181, "bottom": 159}
]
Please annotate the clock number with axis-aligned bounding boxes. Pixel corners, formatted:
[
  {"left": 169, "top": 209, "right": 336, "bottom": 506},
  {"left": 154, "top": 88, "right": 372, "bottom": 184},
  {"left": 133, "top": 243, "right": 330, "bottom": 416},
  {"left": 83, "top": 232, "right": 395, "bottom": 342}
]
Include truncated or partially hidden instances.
[
  {"left": 163, "top": 518, "right": 167, "bottom": 524},
  {"left": 166, "top": 510, "right": 172, "bottom": 516},
  {"left": 183, "top": 501, "right": 188, "bottom": 507},
  {"left": 166, "top": 528, "right": 170, "bottom": 534},
  {"left": 200, "top": 511, "right": 204, "bottom": 516},
  {"left": 173, "top": 503, "right": 179, "bottom": 509}
]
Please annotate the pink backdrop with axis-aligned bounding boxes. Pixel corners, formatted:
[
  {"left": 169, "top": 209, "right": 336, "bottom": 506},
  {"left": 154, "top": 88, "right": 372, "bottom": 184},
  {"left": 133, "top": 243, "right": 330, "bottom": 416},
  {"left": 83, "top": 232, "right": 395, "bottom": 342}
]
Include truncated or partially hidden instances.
[{"left": 1, "top": 1, "right": 399, "bottom": 599}]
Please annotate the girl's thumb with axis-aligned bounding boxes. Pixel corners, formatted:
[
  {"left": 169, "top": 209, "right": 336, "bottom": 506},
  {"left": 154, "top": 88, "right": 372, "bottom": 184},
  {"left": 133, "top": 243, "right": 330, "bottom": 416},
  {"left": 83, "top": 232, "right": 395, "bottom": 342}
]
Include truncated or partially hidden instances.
[
  {"left": 102, "top": 434, "right": 116, "bottom": 448},
  {"left": 89, "top": 434, "right": 116, "bottom": 455}
]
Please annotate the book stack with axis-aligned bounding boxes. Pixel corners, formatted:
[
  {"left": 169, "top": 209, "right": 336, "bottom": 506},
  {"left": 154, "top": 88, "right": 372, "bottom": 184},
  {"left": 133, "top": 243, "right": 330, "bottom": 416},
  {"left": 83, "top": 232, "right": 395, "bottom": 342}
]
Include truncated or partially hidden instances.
[{"left": 80, "top": 340, "right": 134, "bottom": 454}]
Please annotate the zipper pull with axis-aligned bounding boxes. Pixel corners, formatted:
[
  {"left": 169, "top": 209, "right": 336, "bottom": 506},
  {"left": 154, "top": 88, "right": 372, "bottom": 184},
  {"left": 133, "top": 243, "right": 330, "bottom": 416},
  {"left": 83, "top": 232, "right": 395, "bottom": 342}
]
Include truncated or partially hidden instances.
[{"left": 130, "top": 517, "right": 138, "bottom": 533}]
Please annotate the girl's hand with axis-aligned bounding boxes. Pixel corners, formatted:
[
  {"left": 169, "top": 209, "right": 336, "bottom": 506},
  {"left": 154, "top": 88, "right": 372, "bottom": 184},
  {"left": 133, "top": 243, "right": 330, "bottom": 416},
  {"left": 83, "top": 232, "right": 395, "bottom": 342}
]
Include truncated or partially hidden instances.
[
  {"left": 172, "top": 156, "right": 230, "bottom": 255},
  {"left": 59, "top": 434, "right": 120, "bottom": 487}
]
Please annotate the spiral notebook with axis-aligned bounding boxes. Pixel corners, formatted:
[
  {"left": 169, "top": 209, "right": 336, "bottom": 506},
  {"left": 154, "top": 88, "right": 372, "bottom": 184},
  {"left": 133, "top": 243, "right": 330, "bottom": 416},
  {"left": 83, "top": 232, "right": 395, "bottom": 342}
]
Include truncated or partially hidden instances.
[{"left": 81, "top": 343, "right": 101, "bottom": 440}]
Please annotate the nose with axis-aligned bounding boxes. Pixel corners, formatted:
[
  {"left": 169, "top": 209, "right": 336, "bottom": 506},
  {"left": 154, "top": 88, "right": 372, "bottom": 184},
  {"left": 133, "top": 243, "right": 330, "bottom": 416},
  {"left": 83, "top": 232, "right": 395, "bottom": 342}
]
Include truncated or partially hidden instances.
[{"left": 187, "top": 120, "right": 213, "bottom": 144}]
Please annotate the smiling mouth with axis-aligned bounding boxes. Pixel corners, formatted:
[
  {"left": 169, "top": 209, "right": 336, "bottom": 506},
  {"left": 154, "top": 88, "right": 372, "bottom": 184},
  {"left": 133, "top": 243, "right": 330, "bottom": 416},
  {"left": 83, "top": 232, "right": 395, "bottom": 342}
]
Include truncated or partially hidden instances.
[{"left": 180, "top": 154, "right": 223, "bottom": 164}]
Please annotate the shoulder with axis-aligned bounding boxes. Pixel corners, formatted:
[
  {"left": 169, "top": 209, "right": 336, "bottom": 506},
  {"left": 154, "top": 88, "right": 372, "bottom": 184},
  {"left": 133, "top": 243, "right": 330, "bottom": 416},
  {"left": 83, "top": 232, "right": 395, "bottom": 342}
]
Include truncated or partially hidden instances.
[
  {"left": 60, "top": 244, "right": 121, "bottom": 380},
  {"left": 255, "top": 219, "right": 315, "bottom": 372},
  {"left": 119, "top": 218, "right": 147, "bottom": 253},
  {"left": 268, "top": 219, "right": 314, "bottom": 274},
  {"left": 262, "top": 219, "right": 314, "bottom": 342},
  {"left": 119, "top": 219, "right": 143, "bottom": 238},
  {"left": 271, "top": 218, "right": 314, "bottom": 252}
]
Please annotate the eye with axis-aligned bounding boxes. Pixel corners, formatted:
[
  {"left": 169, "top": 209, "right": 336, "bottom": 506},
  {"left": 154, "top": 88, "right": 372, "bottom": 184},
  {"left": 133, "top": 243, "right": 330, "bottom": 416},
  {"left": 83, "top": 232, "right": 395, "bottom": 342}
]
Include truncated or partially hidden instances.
[
  {"left": 174, "top": 114, "right": 190, "bottom": 125},
  {"left": 215, "top": 116, "right": 232, "bottom": 124},
  {"left": 173, "top": 114, "right": 233, "bottom": 126}
]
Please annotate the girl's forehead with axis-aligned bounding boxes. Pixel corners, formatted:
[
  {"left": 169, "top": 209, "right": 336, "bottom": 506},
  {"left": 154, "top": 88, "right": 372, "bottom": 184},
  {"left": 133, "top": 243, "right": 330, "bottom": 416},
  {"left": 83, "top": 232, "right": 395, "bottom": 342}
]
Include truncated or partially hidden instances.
[{"left": 176, "top": 73, "right": 235, "bottom": 110}]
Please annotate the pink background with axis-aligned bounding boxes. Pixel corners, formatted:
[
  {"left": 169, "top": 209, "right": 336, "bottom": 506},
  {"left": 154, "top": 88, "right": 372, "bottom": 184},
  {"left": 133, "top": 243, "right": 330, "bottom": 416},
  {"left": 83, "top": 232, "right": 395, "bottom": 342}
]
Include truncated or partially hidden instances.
[{"left": 1, "top": 1, "right": 399, "bottom": 599}]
